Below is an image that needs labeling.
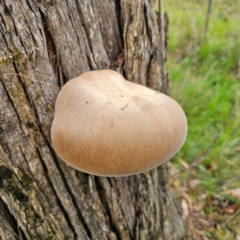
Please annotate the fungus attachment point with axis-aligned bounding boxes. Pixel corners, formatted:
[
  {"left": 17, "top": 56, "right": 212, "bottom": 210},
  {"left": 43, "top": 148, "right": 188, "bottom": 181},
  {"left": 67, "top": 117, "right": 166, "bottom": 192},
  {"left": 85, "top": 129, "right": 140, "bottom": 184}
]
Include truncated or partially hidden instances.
[{"left": 51, "top": 70, "right": 188, "bottom": 177}]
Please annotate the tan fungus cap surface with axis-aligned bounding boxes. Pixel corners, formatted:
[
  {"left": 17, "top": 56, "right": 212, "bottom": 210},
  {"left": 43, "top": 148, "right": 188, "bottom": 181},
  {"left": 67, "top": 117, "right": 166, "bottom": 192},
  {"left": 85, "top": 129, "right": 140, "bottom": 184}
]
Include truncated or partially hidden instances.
[{"left": 51, "top": 69, "right": 188, "bottom": 177}]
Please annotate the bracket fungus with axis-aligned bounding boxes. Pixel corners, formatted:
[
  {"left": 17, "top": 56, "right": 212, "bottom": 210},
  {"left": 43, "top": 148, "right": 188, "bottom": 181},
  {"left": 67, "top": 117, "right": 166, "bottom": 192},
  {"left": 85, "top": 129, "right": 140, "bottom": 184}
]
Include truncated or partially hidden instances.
[{"left": 51, "top": 70, "right": 187, "bottom": 177}]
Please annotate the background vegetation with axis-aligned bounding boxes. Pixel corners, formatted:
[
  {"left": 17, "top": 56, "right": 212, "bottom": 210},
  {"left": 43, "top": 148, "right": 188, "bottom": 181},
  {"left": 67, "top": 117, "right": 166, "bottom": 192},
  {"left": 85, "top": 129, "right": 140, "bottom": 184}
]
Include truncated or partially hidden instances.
[{"left": 161, "top": 0, "right": 240, "bottom": 239}]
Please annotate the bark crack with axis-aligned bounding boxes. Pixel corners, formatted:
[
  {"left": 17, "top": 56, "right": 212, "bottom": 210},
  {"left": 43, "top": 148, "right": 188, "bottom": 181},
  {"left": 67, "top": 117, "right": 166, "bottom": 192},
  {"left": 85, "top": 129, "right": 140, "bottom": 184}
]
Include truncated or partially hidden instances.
[
  {"left": 40, "top": 10, "right": 65, "bottom": 88},
  {"left": 12, "top": 61, "right": 38, "bottom": 120},
  {"left": 113, "top": 0, "right": 124, "bottom": 46},
  {"left": 57, "top": 171, "right": 94, "bottom": 239},
  {"left": 94, "top": 177, "right": 133, "bottom": 240},
  {"left": 0, "top": 197, "right": 27, "bottom": 240},
  {"left": 143, "top": 2, "right": 153, "bottom": 46},
  {"left": 0, "top": 76, "right": 23, "bottom": 132},
  {"left": 35, "top": 122, "right": 92, "bottom": 239},
  {"left": 35, "top": 148, "right": 78, "bottom": 239},
  {"left": 163, "top": 12, "right": 169, "bottom": 62},
  {"left": 74, "top": 0, "right": 98, "bottom": 69}
]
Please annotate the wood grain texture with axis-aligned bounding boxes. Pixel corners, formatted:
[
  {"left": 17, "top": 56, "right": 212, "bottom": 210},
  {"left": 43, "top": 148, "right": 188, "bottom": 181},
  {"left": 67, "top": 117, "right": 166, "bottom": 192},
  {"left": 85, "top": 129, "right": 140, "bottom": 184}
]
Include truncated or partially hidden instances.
[{"left": 0, "top": 0, "right": 184, "bottom": 239}]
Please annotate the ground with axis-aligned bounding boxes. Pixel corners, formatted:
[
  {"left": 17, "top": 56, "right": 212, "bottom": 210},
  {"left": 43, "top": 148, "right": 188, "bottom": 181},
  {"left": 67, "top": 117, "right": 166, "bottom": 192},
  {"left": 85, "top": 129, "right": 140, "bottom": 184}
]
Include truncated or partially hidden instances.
[{"left": 162, "top": 0, "right": 240, "bottom": 239}]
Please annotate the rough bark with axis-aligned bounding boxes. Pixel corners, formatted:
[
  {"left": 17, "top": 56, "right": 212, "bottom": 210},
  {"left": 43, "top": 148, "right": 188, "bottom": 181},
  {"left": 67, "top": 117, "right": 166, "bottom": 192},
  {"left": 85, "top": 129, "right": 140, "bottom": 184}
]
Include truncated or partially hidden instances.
[{"left": 0, "top": 0, "right": 184, "bottom": 239}]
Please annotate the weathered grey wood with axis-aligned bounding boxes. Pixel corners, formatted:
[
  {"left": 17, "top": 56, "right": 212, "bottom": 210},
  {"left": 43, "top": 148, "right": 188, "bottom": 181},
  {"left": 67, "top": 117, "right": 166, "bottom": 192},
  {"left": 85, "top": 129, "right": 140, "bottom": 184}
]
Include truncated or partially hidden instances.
[{"left": 0, "top": 0, "right": 184, "bottom": 239}]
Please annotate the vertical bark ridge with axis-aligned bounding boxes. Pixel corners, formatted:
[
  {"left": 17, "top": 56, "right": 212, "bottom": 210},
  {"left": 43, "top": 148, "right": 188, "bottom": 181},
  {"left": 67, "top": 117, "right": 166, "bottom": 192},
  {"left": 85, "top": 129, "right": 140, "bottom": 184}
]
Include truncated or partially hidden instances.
[
  {"left": 0, "top": 176, "right": 27, "bottom": 240},
  {"left": 40, "top": 10, "right": 65, "bottom": 88},
  {"left": 35, "top": 148, "right": 79, "bottom": 240},
  {"left": 56, "top": 166, "right": 119, "bottom": 239},
  {"left": 95, "top": 177, "right": 133, "bottom": 240}
]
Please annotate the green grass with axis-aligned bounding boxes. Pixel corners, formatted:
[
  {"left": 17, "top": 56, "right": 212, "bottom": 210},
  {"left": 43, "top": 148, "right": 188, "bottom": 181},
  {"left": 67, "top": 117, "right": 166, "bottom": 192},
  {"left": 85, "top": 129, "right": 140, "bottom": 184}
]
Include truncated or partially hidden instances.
[
  {"left": 163, "top": 0, "right": 240, "bottom": 189},
  {"left": 162, "top": 0, "right": 240, "bottom": 238}
]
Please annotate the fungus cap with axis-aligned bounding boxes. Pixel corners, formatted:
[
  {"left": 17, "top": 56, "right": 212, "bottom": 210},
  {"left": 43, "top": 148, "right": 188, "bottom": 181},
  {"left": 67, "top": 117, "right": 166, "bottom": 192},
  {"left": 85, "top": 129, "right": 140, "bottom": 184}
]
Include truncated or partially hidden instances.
[{"left": 51, "top": 70, "right": 187, "bottom": 177}]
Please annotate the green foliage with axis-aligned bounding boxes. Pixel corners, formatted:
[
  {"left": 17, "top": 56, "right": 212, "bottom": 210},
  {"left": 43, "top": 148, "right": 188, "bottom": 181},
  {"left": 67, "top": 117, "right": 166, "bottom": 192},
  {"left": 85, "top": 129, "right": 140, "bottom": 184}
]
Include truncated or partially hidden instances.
[
  {"left": 162, "top": 1, "right": 240, "bottom": 235},
  {"left": 163, "top": 0, "right": 240, "bottom": 236}
]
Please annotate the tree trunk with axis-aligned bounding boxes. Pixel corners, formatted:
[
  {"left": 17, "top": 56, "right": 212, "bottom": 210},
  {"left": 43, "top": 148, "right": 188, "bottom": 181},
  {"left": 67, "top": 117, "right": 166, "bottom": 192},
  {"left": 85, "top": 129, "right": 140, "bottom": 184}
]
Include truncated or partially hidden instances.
[{"left": 0, "top": 0, "right": 184, "bottom": 239}]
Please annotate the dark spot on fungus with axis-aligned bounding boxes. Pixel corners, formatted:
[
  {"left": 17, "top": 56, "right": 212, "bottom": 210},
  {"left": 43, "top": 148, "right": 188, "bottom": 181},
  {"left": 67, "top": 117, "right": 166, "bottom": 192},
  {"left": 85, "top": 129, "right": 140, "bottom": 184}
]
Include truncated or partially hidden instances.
[{"left": 121, "top": 104, "right": 128, "bottom": 110}]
